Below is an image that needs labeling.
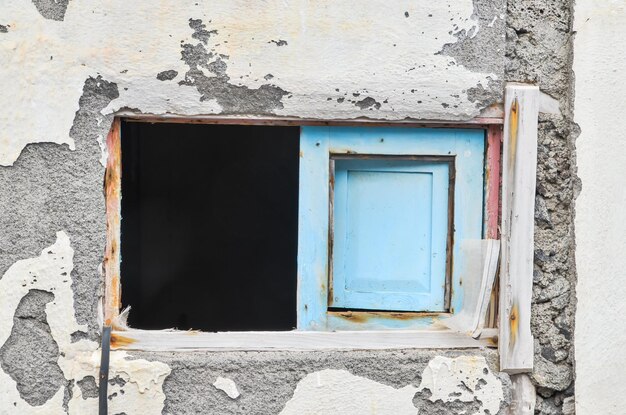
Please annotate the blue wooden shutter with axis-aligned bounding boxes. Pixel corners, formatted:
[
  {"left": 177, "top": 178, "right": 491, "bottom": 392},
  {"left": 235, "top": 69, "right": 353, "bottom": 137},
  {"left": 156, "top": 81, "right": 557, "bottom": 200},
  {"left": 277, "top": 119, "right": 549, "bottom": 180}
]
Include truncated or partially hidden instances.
[
  {"left": 297, "top": 127, "right": 484, "bottom": 330},
  {"left": 331, "top": 158, "right": 450, "bottom": 312}
]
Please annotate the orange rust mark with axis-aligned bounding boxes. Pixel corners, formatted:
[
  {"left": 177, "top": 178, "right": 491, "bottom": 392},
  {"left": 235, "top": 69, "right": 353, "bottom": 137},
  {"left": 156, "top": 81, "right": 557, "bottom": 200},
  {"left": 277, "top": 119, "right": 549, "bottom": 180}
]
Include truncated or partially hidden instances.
[
  {"left": 330, "top": 311, "right": 441, "bottom": 323},
  {"left": 110, "top": 332, "right": 136, "bottom": 349},
  {"left": 104, "top": 118, "right": 122, "bottom": 324},
  {"left": 508, "top": 98, "right": 519, "bottom": 174},
  {"left": 509, "top": 303, "right": 519, "bottom": 350}
]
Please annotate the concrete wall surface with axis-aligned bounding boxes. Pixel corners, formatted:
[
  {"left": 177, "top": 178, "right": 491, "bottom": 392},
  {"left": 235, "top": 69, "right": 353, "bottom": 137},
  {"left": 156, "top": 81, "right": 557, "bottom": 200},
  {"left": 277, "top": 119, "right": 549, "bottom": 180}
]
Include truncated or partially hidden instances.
[
  {"left": 0, "top": 0, "right": 582, "bottom": 413},
  {"left": 574, "top": 1, "right": 626, "bottom": 414}
]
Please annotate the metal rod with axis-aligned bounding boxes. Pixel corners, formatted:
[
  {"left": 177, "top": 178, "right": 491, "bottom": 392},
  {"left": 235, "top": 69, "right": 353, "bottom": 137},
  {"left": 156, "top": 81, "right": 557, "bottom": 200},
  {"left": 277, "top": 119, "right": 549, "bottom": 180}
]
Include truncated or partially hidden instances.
[{"left": 99, "top": 326, "right": 112, "bottom": 415}]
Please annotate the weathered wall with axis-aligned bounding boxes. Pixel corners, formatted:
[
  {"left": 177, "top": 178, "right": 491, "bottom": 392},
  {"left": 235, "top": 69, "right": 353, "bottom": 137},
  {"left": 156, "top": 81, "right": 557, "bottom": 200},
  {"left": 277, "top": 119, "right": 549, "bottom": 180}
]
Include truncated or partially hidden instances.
[
  {"left": 573, "top": 1, "right": 626, "bottom": 414},
  {"left": 505, "top": 0, "right": 578, "bottom": 413},
  {"left": 0, "top": 0, "right": 581, "bottom": 413}
]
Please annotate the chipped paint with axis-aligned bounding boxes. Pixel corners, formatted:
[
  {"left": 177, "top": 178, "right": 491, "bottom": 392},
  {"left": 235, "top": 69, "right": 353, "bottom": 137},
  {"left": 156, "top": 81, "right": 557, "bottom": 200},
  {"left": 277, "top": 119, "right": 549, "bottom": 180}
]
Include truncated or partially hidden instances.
[
  {"left": 280, "top": 358, "right": 505, "bottom": 415},
  {"left": 417, "top": 356, "right": 503, "bottom": 415},
  {"left": 279, "top": 369, "right": 419, "bottom": 415},
  {"left": 0, "top": 232, "right": 171, "bottom": 414},
  {"left": 213, "top": 377, "right": 240, "bottom": 399},
  {"left": 1, "top": 0, "right": 504, "bottom": 166}
]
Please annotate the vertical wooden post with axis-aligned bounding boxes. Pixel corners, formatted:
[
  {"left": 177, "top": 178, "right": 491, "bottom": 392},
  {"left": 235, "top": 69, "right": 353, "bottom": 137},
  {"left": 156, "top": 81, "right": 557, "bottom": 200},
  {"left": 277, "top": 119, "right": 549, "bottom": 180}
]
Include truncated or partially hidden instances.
[
  {"left": 104, "top": 118, "right": 122, "bottom": 326},
  {"left": 499, "top": 84, "right": 539, "bottom": 373}
]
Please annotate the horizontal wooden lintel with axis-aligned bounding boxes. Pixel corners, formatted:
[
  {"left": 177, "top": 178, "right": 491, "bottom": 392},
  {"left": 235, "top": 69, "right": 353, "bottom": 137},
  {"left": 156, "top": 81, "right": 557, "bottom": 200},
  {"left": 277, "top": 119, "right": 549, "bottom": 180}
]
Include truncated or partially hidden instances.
[
  {"left": 115, "top": 112, "right": 504, "bottom": 128},
  {"left": 111, "top": 329, "right": 498, "bottom": 352}
]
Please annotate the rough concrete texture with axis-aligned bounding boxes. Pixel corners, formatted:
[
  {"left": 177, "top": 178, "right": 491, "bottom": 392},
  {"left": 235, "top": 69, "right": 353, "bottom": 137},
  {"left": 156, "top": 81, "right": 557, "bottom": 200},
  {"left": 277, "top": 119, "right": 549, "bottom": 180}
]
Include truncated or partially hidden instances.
[
  {"left": 0, "top": 76, "right": 117, "bottom": 340},
  {"left": 505, "top": 0, "right": 578, "bottom": 413},
  {"left": 31, "top": 0, "right": 70, "bottom": 21},
  {"left": 137, "top": 349, "right": 510, "bottom": 414},
  {"left": 0, "top": 289, "right": 65, "bottom": 406}
]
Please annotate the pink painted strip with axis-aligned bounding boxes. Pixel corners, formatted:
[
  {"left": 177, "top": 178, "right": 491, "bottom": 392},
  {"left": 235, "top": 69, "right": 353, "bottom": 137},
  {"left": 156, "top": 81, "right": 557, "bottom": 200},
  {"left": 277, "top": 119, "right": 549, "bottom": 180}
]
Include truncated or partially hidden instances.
[{"left": 486, "top": 125, "right": 502, "bottom": 239}]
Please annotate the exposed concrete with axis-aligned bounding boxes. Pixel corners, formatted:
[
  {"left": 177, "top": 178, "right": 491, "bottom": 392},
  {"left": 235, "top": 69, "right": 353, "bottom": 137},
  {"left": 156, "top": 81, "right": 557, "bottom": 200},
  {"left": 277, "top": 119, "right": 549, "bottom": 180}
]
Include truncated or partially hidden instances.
[
  {"left": 505, "top": 0, "right": 578, "bottom": 412},
  {"left": 156, "top": 70, "right": 178, "bottom": 81},
  {"left": 31, "top": 0, "right": 70, "bottom": 21},
  {"left": 0, "top": 289, "right": 65, "bottom": 406},
  {"left": 76, "top": 376, "right": 99, "bottom": 400},
  {"left": 146, "top": 349, "right": 509, "bottom": 414},
  {"left": 178, "top": 18, "right": 289, "bottom": 114},
  {"left": 0, "top": 76, "right": 118, "bottom": 339},
  {"left": 574, "top": 1, "right": 626, "bottom": 414}
]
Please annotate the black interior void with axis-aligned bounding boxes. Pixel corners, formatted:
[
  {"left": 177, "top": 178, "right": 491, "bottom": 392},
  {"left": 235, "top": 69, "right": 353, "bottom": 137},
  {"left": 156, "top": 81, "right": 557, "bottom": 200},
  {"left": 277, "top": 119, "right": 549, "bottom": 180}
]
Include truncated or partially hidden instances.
[{"left": 120, "top": 121, "right": 299, "bottom": 331}]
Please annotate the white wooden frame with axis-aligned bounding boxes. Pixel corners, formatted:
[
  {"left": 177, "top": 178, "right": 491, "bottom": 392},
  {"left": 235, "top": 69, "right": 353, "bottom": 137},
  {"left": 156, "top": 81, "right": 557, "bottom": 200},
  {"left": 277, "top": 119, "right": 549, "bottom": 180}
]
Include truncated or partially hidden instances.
[
  {"left": 103, "top": 106, "right": 502, "bottom": 351},
  {"left": 499, "top": 83, "right": 539, "bottom": 373},
  {"left": 110, "top": 328, "right": 497, "bottom": 351}
]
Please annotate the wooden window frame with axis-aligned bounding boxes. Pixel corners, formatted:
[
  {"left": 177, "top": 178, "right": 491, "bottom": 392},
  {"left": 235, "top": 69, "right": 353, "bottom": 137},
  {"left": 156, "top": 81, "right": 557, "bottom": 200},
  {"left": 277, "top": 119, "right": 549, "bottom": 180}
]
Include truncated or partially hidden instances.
[
  {"left": 102, "top": 111, "right": 511, "bottom": 352},
  {"left": 297, "top": 126, "right": 488, "bottom": 331}
]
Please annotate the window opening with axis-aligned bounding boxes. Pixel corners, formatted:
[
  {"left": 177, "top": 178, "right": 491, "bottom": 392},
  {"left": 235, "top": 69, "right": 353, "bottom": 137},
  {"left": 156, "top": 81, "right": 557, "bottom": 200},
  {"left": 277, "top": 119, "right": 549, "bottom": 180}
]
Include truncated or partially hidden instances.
[{"left": 120, "top": 121, "right": 300, "bottom": 331}]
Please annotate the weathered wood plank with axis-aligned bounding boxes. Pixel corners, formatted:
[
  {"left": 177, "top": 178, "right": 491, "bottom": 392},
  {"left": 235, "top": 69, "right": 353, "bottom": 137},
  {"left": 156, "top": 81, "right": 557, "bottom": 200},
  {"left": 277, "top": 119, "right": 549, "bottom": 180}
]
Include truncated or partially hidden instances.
[
  {"left": 104, "top": 118, "right": 122, "bottom": 326},
  {"left": 111, "top": 329, "right": 497, "bottom": 352},
  {"left": 499, "top": 84, "right": 539, "bottom": 373}
]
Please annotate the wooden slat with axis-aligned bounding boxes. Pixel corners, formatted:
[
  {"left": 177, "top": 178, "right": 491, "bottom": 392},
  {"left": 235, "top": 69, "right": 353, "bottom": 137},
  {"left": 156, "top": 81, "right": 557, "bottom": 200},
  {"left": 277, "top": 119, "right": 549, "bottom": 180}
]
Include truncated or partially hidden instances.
[
  {"left": 116, "top": 110, "right": 504, "bottom": 127},
  {"left": 499, "top": 84, "right": 539, "bottom": 373},
  {"left": 111, "top": 329, "right": 498, "bottom": 352},
  {"left": 104, "top": 118, "right": 122, "bottom": 326}
]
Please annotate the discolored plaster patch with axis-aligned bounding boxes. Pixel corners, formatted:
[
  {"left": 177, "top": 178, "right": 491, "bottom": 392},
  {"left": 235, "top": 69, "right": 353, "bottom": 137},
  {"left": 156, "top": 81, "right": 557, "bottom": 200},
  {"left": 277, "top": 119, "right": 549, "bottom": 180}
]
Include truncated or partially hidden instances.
[{"left": 31, "top": 0, "right": 71, "bottom": 21}]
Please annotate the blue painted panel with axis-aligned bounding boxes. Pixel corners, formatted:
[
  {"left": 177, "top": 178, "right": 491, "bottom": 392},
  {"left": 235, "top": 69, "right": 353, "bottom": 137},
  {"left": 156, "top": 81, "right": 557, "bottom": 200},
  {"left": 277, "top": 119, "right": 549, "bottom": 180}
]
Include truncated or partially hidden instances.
[
  {"left": 332, "top": 159, "right": 449, "bottom": 312},
  {"left": 298, "top": 127, "right": 485, "bottom": 330}
]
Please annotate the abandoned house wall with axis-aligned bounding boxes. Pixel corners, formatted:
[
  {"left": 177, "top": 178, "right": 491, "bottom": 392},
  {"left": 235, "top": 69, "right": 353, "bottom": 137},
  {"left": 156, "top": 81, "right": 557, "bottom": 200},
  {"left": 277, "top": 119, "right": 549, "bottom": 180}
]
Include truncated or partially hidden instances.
[
  {"left": 573, "top": 1, "right": 626, "bottom": 414},
  {"left": 0, "top": 0, "right": 581, "bottom": 413}
]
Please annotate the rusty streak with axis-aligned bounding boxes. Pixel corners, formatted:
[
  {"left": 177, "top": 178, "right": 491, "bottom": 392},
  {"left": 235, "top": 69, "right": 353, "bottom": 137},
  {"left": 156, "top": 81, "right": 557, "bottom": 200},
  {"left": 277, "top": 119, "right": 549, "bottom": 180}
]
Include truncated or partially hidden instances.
[
  {"left": 110, "top": 332, "right": 136, "bottom": 349},
  {"left": 329, "top": 310, "right": 443, "bottom": 323},
  {"left": 508, "top": 98, "right": 519, "bottom": 175},
  {"left": 509, "top": 303, "right": 519, "bottom": 350},
  {"left": 104, "top": 118, "right": 122, "bottom": 326}
]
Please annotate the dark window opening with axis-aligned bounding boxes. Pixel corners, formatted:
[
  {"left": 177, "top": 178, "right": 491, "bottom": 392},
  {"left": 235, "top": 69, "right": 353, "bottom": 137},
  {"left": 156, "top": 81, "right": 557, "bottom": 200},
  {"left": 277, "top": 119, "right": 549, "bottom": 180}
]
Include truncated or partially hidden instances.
[{"left": 120, "top": 121, "right": 300, "bottom": 331}]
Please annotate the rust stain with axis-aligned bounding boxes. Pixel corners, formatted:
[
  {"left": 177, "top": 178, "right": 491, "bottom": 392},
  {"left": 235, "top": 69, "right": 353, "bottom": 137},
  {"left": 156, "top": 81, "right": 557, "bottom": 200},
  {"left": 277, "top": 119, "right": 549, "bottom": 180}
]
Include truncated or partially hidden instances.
[
  {"left": 110, "top": 332, "right": 136, "bottom": 349},
  {"left": 330, "top": 310, "right": 441, "bottom": 323},
  {"left": 104, "top": 118, "right": 122, "bottom": 324},
  {"left": 509, "top": 303, "right": 519, "bottom": 350},
  {"left": 508, "top": 97, "right": 519, "bottom": 174}
]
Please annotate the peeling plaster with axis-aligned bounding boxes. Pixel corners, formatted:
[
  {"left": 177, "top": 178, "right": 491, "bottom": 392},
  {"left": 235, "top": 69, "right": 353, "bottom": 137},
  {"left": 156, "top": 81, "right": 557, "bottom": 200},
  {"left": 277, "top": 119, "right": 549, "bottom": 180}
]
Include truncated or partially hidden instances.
[
  {"left": 279, "top": 356, "right": 505, "bottom": 415},
  {"left": 213, "top": 377, "right": 240, "bottom": 399},
  {"left": 0, "top": 232, "right": 171, "bottom": 414},
  {"left": 417, "top": 356, "right": 503, "bottom": 415},
  {"left": 279, "top": 369, "right": 419, "bottom": 415},
  {"left": 1, "top": 0, "right": 504, "bottom": 166}
]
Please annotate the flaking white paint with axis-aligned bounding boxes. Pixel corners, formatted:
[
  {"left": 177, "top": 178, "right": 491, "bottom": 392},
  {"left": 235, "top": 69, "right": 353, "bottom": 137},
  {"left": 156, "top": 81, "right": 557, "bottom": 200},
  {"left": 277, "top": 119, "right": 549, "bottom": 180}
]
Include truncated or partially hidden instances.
[
  {"left": 574, "top": 1, "right": 626, "bottom": 414},
  {"left": 279, "top": 356, "right": 504, "bottom": 415},
  {"left": 417, "top": 356, "right": 503, "bottom": 415},
  {"left": 279, "top": 369, "right": 419, "bottom": 415},
  {"left": 0, "top": 232, "right": 171, "bottom": 414},
  {"left": 0, "top": 0, "right": 501, "bottom": 166}
]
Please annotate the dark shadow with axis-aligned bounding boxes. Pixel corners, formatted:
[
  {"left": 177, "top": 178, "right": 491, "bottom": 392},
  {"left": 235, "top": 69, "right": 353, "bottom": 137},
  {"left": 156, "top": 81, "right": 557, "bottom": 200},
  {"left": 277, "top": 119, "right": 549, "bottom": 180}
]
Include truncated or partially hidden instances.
[{"left": 120, "top": 121, "right": 299, "bottom": 331}]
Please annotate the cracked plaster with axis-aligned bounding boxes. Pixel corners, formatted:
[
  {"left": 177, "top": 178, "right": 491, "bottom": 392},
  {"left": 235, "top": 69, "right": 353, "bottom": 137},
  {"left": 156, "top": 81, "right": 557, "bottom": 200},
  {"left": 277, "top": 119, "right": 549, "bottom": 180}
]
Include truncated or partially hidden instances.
[{"left": 1, "top": 0, "right": 505, "bottom": 166}]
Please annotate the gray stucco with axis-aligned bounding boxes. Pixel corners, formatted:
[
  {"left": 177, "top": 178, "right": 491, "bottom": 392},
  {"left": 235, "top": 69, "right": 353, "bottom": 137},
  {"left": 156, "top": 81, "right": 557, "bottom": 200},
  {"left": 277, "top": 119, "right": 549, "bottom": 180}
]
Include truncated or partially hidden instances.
[{"left": 0, "top": 0, "right": 578, "bottom": 413}]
